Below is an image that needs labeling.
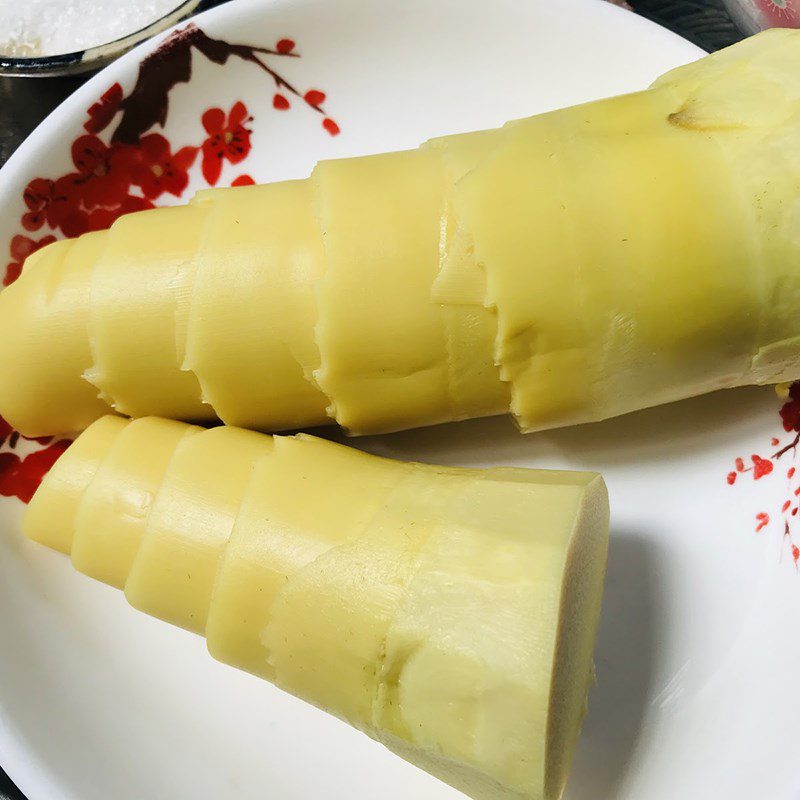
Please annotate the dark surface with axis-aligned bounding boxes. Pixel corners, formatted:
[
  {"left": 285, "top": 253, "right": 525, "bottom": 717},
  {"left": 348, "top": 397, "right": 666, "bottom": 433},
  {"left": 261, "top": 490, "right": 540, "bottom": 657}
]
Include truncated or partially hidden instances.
[
  {"left": 0, "top": 1, "right": 743, "bottom": 798},
  {"left": 631, "top": 0, "right": 742, "bottom": 50}
]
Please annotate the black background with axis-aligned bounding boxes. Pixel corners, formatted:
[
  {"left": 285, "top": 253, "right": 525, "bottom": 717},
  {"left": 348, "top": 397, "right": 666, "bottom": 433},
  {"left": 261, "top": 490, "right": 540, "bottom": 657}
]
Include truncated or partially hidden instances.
[{"left": 0, "top": 0, "right": 743, "bottom": 797}]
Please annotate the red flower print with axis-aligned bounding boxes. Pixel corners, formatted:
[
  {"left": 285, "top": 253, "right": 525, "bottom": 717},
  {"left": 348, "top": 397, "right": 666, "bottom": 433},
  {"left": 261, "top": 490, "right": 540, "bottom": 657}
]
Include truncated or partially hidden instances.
[
  {"left": 21, "top": 178, "right": 56, "bottom": 232},
  {"left": 45, "top": 175, "right": 92, "bottom": 237},
  {"left": 276, "top": 38, "right": 295, "bottom": 54},
  {"left": 69, "top": 135, "right": 140, "bottom": 210},
  {"left": 201, "top": 102, "right": 252, "bottom": 186},
  {"left": 84, "top": 83, "right": 124, "bottom": 135},
  {"left": 86, "top": 194, "right": 155, "bottom": 232},
  {"left": 728, "top": 381, "right": 800, "bottom": 570},
  {"left": 752, "top": 454, "right": 773, "bottom": 480},
  {"left": 4, "top": 234, "right": 57, "bottom": 287},
  {"left": 322, "top": 118, "right": 340, "bottom": 136},
  {"left": 231, "top": 174, "right": 255, "bottom": 187},
  {"left": 131, "top": 134, "right": 198, "bottom": 200},
  {"left": 304, "top": 89, "right": 326, "bottom": 107},
  {"left": 780, "top": 383, "right": 800, "bottom": 432},
  {"left": 0, "top": 416, "right": 11, "bottom": 448},
  {"left": 0, "top": 440, "right": 69, "bottom": 504},
  {"left": 21, "top": 177, "right": 90, "bottom": 237},
  {"left": 273, "top": 93, "right": 290, "bottom": 110}
]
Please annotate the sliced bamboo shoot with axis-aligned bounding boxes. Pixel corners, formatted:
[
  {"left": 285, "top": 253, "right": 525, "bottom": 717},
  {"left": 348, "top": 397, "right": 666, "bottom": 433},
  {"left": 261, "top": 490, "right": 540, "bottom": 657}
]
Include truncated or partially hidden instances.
[
  {"left": 0, "top": 233, "right": 112, "bottom": 436},
  {"left": 313, "top": 150, "right": 453, "bottom": 433},
  {"left": 184, "top": 183, "right": 331, "bottom": 430},
  {"left": 71, "top": 416, "right": 200, "bottom": 588},
  {"left": 206, "top": 433, "right": 410, "bottom": 678},
  {"left": 85, "top": 205, "right": 214, "bottom": 421},
  {"left": 23, "top": 415, "right": 128, "bottom": 553},
  {"left": 123, "top": 425, "right": 273, "bottom": 633},
  {"left": 425, "top": 130, "right": 510, "bottom": 420}
]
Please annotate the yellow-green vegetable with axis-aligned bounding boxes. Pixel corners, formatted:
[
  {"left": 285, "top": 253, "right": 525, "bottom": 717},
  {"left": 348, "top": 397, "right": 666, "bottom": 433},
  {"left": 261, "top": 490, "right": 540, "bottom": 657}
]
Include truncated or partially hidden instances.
[
  {"left": 25, "top": 416, "right": 610, "bottom": 800},
  {"left": 3, "top": 31, "right": 791, "bottom": 439}
]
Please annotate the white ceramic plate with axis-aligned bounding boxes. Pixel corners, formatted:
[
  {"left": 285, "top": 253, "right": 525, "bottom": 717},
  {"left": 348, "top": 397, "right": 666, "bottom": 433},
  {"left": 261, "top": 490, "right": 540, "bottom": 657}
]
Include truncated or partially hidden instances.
[{"left": 1, "top": 1, "right": 798, "bottom": 798}]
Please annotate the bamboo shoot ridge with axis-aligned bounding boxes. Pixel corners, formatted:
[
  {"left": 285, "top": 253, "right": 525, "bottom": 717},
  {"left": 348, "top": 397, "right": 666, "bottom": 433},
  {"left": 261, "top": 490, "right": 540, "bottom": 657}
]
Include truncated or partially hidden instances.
[
  {"left": 659, "top": 33, "right": 800, "bottom": 385},
  {"left": 70, "top": 416, "right": 202, "bottom": 590},
  {"left": 84, "top": 204, "right": 214, "bottom": 422},
  {"left": 183, "top": 181, "right": 332, "bottom": 430},
  {"left": 649, "top": 28, "right": 800, "bottom": 387},
  {"left": 22, "top": 414, "right": 129, "bottom": 553},
  {"left": 424, "top": 130, "right": 512, "bottom": 420},
  {"left": 542, "top": 87, "right": 758, "bottom": 421},
  {"left": 23, "top": 417, "right": 609, "bottom": 800},
  {"left": 123, "top": 424, "right": 274, "bottom": 634},
  {"left": 0, "top": 233, "right": 113, "bottom": 436},
  {"left": 310, "top": 149, "right": 457, "bottom": 433},
  {"left": 455, "top": 29, "right": 800, "bottom": 433}
]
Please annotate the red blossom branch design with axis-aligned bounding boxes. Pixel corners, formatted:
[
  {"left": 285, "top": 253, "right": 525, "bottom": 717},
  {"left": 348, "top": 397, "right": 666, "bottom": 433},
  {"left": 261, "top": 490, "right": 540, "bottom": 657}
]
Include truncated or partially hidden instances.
[
  {"left": 112, "top": 24, "right": 338, "bottom": 145},
  {"left": 728, "top": 382, "right": 800, "bottom": 568}
]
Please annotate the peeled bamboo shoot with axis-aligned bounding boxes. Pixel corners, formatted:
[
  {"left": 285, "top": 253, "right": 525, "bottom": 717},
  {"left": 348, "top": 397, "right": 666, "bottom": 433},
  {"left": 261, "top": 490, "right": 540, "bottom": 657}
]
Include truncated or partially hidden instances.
[
  {"left": 2, "top": 31, "right": 795, "bottom": 437},
  {"left": 24, "top": 417, "right": 610, "bottom": 800}
]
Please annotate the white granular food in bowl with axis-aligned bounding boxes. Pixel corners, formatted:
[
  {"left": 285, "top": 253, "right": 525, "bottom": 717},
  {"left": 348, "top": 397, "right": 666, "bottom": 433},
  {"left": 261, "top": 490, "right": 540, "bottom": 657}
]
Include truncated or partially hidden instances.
[{"left": 0, "top": 0, "right": 183, "bottom": 58}]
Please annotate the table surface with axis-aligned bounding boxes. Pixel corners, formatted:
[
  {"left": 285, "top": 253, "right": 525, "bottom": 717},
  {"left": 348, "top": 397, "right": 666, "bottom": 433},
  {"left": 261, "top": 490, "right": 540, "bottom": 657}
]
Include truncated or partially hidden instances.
[{"left": 0, "top": 0, "right": 744, "bottom": 797}]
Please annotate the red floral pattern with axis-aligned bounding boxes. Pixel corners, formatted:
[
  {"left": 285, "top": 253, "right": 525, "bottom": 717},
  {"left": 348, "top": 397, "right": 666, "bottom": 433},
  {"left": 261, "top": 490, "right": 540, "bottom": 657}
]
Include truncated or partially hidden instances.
[
  {"left": 84, "top": 83, "right": 124, "bottom": 135},
  {"left": 0, "top": 417, "right": 12, "bottom": 447},
  {"left": 132, "top": 134, "right": 198, "bottom": 199},
  {"left": 0, "top": 413, "right": 64, "bottom": 504},
  {"left": 728, "top": 382, "right": 800, "bottom": 569},
  {"left": 4, "top": 234, "right": 57, "bottom": 287},
  {"left": 70, "top": 135, "right": 141, "bottom": 210},
  {"left": 1, "top": 26, "right": 340, "bottom": 503},
  {"left": 0, "top": 442, "right": 70, "bottom": 504},
  {"left": 201, "top": 102, "right": 252, "bottom": 186},
  {"left": 231, "top": 174, "right": 255, "bottom": 187}
]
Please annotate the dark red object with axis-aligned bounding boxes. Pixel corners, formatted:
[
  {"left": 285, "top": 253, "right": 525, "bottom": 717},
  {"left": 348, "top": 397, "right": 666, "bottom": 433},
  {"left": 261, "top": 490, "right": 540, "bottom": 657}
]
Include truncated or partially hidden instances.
[
  {"left": 231, "top": 174, "right": 255, "bottom": 187},
  {"left": 322, "top": 117, "right": 340, "bottom": 136},
  {"left": 0, "top": 440, "right": 70, "bottom": 504},
  {"left": 201, "top": 102, "right": 252, "bottom": 185},
  {"left": 84, "top": 83, "right": 124, "bottom": 135}
]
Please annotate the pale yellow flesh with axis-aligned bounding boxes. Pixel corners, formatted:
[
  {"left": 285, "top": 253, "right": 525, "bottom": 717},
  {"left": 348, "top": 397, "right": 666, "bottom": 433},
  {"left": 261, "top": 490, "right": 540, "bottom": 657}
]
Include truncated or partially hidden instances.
[
  {"left": 85, "top": 205, "right": 215, "bottom": 421},
  {"left": 25, "top": 416, "right": 609, "bottom": 800},
  {"left": 185, "top": 183, "right": 330, "bottom": 430},
  {"left": 206, "top": 434, "right": 411, "bottom": 679},
  {"left": 0, "top": 234, "right": 112, "bottom": 436},
  {"left": 22, "top": 415, "right": 129, "bottom": 553},
  {"left": 123, "top": 425, "right": 273, "bottom": 634},
  {"left": 313, "top": 150, "right": 453, "bottom": 433},
  {"left": 424, "top": 130, "right": 510, "bottom": 420},
  {"left": 71, "top": 417, "right": 200, "bottom": 589}
]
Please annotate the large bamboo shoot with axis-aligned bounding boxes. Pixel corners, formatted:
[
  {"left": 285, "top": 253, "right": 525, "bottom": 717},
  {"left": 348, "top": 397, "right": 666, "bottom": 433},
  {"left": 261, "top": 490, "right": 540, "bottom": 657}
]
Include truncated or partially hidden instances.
[
  {"left": 24, "top": 417, "right": 609, "bottom": 800},
  {"left": 2, "top": 31, "right": 795, "bottom": 437}
]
